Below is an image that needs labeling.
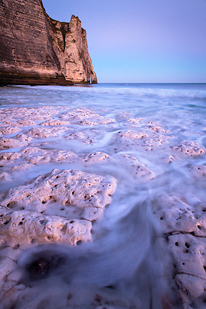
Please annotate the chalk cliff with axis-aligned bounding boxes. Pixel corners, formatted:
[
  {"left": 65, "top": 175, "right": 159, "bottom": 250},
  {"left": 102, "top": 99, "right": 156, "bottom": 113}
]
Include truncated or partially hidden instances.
[
  {"left": 48, "top": 15, "right": 97, "bottom": 84},
  {"left": 0, "top": 0, "right": 97, "bottom": 85}
]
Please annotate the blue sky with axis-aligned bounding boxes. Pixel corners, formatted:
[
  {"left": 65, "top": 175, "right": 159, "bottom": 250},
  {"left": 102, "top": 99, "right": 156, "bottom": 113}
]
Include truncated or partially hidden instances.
[{"left": 42, "top": 0, "right": 206, "bottom": 83}]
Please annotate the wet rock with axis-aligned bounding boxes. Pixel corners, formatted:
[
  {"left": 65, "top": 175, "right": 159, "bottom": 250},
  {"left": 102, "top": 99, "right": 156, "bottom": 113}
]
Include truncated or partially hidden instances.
[
  {"left": 40, "top": 120, "right": 70, "bottom": 126},
  {"left": 0, "top": 172, "right": 11, "bottom": 182},
  {"left": 0, "top": 152, "right": 21, "bottom": 166},
  {"left": 114, "top": 154, "right": 155, "bottom": 181},
  {"left": 190, "top": 165, "right": 206, "bottom": 178},
  {"left": 0, "top": 169, "right": 117, "bottom": 221},
  {"left": 172, "top": 140, "right": 205, "bottom": 156},
  {"left": 152, "top": 195, "right": 206, "bottom": 235},
  {"left": 27, "top": 126, "right": 68, "bottom": 138},
  {"left": 83, "top": 152, "right": 110, "bottom": 164},
  {"left": 60, "top": 108, "right": 115, "bottom": 126},
  {"left": 51, "top": 150, "right": 78, "bottom": 163},
  {"left": 168, "top": 234, "right": 206, "bottom": 307},
  {"left": 0, "top": 134, "right": 32, "bottom": 150},
  {"left": 110, "top": 127, "right": 170, "bottom": 153},
  {"left": 128, "top": 117, "right": 143, "bottom": 125},
  {"left": 117, "top": 129, "right": 148, "bottom": 140},
  {"left": 0, "top": 126, "right": 21, "bottom": 135},
  {"left": 65, "top": 129, "right": 106, "bottom": 145},
  {"left": 0, "top": 146, "right": 79, "bottom": 176},
  {"left": 0, "top": 206, "right": 92, "bottom": 246},
  {"left": 147, "top": 121, "right": 170, "bottom": 133}
]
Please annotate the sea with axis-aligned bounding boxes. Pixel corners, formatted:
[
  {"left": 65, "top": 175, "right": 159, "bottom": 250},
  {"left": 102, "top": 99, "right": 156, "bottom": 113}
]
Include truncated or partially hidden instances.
[{"left": 0, "top": 83, "right": 206, "bottom": 308}]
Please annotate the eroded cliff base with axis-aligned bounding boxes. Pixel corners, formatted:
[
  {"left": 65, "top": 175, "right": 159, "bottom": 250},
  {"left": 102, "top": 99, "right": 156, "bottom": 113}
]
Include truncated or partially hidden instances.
[{"left": 0, "top": 73, "right": 73, "bottom": 86}]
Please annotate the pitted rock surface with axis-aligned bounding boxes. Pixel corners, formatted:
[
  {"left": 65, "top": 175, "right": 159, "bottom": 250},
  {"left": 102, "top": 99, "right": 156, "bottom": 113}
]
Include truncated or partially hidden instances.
[
  {"left": 0, "top": 169, "right": 117, "bottom": 221},
  {"left": 0, "top": 206, "right": 92, "bottom": 246}
]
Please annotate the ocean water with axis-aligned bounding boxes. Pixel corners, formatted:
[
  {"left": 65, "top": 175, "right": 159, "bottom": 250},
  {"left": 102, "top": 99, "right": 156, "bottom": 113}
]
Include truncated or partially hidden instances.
[
  {"left": 1, "top": 83, "right": 206, "bottom": 142},
  {"left": 0, "top": 83, "right": 206, "bottom": 308}
]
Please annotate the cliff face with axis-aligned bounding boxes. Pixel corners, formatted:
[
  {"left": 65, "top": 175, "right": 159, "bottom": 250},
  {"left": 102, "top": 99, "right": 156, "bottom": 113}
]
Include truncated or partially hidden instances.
[
  {"left": 48, "top": 15, "right": 97, "bottom": 84},
  {"left": 0, "top": 0, "right": 97, "bottom": 85}
]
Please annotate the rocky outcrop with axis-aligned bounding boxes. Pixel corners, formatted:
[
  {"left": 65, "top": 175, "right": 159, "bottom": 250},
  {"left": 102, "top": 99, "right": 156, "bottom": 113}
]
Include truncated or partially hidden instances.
[
  {"left": 0, "top": 0, "right": 97, "bottom": 85},
  {"left": 48, "top": 15, "right": 97, "bottom": 84}
]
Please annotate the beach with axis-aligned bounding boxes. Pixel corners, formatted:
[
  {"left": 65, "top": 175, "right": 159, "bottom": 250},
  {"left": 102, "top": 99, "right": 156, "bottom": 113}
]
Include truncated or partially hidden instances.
[{"left": 0, "top": 83, "right": 206, "bottom": 308}]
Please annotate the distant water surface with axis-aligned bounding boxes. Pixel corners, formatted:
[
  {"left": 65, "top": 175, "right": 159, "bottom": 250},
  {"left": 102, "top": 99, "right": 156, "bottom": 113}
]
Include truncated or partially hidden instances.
[
  {"left": 1, "top": 82, "right": 206, "bottom": 116},
  {"left": 1, "top": 83, "right": 206, "bottom": 143}
]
